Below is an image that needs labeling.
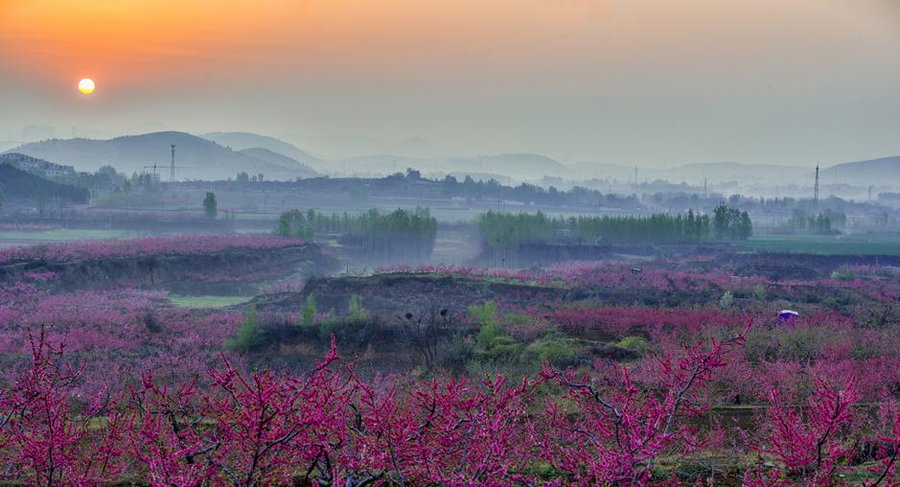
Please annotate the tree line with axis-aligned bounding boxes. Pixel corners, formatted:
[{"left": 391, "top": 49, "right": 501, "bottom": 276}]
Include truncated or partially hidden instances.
[
  {"left": 276, "top": 207, "right": 438, "bottom": 261},
  {"left": 782, "top": 208, "right": 846, "bottom": 234},
  {"left": 478, "top": 204, "right": 751, "bottom": 250}
]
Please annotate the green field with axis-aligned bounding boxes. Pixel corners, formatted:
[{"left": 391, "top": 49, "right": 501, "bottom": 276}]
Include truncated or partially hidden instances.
[
  {"left": 0, "top": 229, "right": 137, "bottom": 247},
  {"left": 737, "top": 233, "right": 900, "bottom": 255},
  {"left": 168, "top": 295, "right": 250, "bottom": 308}
]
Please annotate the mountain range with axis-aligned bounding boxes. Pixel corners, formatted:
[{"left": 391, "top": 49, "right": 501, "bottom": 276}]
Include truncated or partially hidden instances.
[
  {"left": 201, "top": 132, "right": 326, "bottom": 170},
  {"left": 5, "top": 129, "right": 899, "bottom": 190},
  {"left": 6, "top": 132, "right": 318, "bottom": 181}
]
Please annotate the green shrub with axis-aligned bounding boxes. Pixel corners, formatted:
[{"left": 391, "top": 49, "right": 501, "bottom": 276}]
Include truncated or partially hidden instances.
[
  {"left": 347, "top": 294, "right": 367, "bottom": 321},
  {"left": 616, "top": 336, "right": 650, "bottom": 356},
  {"left": 522, "top": 337, "right": 585, "bottom": 369},
  {"left": 503, "top": 312, "right": 531, "bottom": 325},
  {"left": 469, "top": 301, "right": 499, "bottom": 327},
  {"left": 475, "top": 335, "right": 524, "bottom": 364},
  {"left": 821, "top": 296, "right": 840, "bottom": 310},
  {"left": 299, "top": 295, "right": 317, "bottom": 328},
  {"left": 719, "top": 291, "right": 734, "bottom": 308},
  {"left": 226, "top": 305, "right": 261, "bottom": 352},
  {"left": 752, "top": 283, "right": 767, "bottom": 301},
  {"left": 830, "top": 267, "right": 855, "bottom": 281},
  {"left": 475, "top": 322, "right": 505, "bottom": 350},
  {"left": 777, "top": 328, "right": 825, "bottom": 361},
  {"left": 470, "top": 301, "right": 504, "bottom": 349}
]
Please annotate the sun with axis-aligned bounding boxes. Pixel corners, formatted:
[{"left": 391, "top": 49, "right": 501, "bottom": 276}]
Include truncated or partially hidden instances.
[{"left": 78, "top": 78, "right": 95, "bottom": 95}]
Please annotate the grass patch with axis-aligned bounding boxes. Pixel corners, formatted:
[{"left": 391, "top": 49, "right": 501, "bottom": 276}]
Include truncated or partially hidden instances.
[
  {"left": 0, "top": 229, "right": 136, "bottom": 247},
  {"left": 168, "top": 295, "right": 250, "bottom": 308}
]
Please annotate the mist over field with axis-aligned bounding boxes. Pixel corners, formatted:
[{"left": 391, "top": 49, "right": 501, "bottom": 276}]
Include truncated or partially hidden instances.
[{"left": 1, "top": 1, "right": 899, "bottom": 485}]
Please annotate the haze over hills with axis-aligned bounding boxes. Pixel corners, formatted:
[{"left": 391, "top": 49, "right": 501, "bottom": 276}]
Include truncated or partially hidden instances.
[
  {"left": 201, "top": 132, "right": 326, "bottom": 169},
  {"left": 5, "top": 132, "right": 316, "bottom": 181},
  {"left": 567, "top": 162, "right": 644, "bottom": 182},
  {"left": 444, "top": 154, "right": 568, "bottom": 181},
  {"left": 4, "top": 128, "right": 900, "bottom": 193},
  {"left": 335, "top": 153, "right": 568, "bottom": 181},
  {"left": 387, "top": 136, "right": 436, "bottom": 159},
  {"left": 821, "top": 156, "right": 900, "bottom": 187},
  {"left": 667, "top": 162, "right": 812, "bottom": 185},
  {"left": 238, "top": 147, "right": 318, "bottom": 178}
]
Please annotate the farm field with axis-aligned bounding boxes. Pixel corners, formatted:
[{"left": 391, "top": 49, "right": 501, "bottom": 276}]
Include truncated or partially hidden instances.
[
  {"left": 0, "top": 228, "right": 136, "bottom": 246},
  {"left": 738, "top": 232, "right": 900, "bottom": 255}
]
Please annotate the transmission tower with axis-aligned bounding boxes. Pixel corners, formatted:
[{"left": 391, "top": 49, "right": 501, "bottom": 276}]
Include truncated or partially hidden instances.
[
  {"left": 169, "top": 145, "right": 176, "bottom": 182},
  {"left": 813, "top": 165, "right": 820, "bottom": 208}
]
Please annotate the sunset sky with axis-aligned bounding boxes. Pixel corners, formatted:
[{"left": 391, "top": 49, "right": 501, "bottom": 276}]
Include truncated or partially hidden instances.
[{"left": 1, "top": 0, "right": 899, "bottom": 166}]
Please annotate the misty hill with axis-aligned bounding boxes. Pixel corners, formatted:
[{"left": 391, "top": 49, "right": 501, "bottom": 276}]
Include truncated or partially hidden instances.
[
  {"left": 821, "top": 155, "right": 900, "bottom": 187},
  {"left": 202, "top": 132, "right": 326, "bottom": 169},
  {"left": 0, "top": 156, "right": 89, "bottom": 203},
  {"left": 335, "top": 153, "right": 565, "bottom": 181},
  {"left": 567, "top": 162, "right": 648, "bottom": 181},
  {"left": 7, "top": 132, "right": 312, "bottom": 181},
  {"left": 444, "top": 154, "right": 567, "bottom": 180},
  {"left": 388, "top": 136, "right": 435, "bottom": 158},
  {"left": 238, "top": 148, "right": 318, "bottom": 178},
  {"left": 336, "top": 154, "right": 427, "bottom": 176}
]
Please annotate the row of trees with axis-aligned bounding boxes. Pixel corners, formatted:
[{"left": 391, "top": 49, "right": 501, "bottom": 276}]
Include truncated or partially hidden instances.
[
  {"left": 711, "top": 203, "right": 754, "bottom": 240},
  {"left": 277, "top": 207, "right": 438, "bottom": 261},
  {"left": 783, "top": 208, "right": 847, "bottom": 234},
  {"left": 478, "top": 204, "right": 752, "bottom": 250}
]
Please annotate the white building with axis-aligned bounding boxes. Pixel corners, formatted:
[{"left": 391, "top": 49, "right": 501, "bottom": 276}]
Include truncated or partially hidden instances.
[{"left": 0, "top": 153, "right": 76, "bottom": 180}]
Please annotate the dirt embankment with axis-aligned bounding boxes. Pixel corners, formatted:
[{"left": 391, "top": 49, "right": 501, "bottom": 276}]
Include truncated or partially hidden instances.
[
  {"left": 0, "top": 244, "right": 339, "bottom": 293},
  {"left": 251, "top": 270, "right": 728, "bottom": 317},
  {"left": 253, "top": 273, "right": 568, "bottom": 315},
  {"left": 714, "top": 252, "right": 900, "bottom": 280}
]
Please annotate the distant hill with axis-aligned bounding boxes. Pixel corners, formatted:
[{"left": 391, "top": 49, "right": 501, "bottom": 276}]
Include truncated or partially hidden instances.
[
  {"left": 459, "top": 154, "right": 567, "bottom": 180},
  {"left": 201, "top": 132, "right": 326, "bottom": 169},
  {"left": 6, "top": 132, "right": 312, "bottom": 181},
  {"left": 337, "top": 152, "right": 567, "bottom": 181},
  {"left": 388, "top": 136, "right": 435, "bottom": 158},
  {"left": 0, "top": 156, "right": 89, "bottom": 203},
  {"left": 821, "top": 155, "right": 900, "bottom": 187},
  {"left": 337, "top": 154, "right": 428, "bottom": 176},
  {"left": 238, "top": 148, "right": 318, "bottom": 178},
  {"left": 567, "top": 162, "right": 647, "bottom": 181}
]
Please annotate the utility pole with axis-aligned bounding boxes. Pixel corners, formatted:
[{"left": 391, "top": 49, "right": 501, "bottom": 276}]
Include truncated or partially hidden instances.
[
  {"left": 170, "top": 144, "right": 176, "bottom": 183},
  {"left": 814, "top": 165, "right": 820, "bottom": 208},
  {"left": 868, "top": 185, "right": 874, "bottom": 202}
]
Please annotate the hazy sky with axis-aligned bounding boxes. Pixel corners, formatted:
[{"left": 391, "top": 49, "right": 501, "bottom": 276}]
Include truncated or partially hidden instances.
[{"left": 1, "top": 0, "right": 899, "bottom": 166}]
